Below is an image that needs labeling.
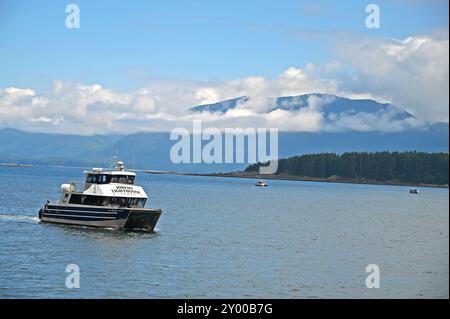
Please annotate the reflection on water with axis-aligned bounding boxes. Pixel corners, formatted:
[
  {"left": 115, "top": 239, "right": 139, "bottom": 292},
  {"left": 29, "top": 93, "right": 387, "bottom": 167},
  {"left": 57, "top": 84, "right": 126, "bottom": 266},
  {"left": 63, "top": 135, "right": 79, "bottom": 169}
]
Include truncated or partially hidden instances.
[{"left": 0, "top": 166, "right": 448, "bottom": 298}]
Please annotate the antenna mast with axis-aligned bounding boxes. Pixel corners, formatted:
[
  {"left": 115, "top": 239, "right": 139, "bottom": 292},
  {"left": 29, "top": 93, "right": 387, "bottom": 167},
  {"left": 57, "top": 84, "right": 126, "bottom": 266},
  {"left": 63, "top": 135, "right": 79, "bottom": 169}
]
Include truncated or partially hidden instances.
[{"left": 109, "top": 149, "right": 119, "bottom": 170}]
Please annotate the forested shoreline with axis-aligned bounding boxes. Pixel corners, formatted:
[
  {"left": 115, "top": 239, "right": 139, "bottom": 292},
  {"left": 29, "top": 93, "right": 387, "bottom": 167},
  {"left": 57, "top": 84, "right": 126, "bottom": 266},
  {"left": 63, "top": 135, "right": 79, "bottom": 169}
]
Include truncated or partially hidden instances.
[{"left": 245, "top": 151, "right": 449, "bottom": 186}]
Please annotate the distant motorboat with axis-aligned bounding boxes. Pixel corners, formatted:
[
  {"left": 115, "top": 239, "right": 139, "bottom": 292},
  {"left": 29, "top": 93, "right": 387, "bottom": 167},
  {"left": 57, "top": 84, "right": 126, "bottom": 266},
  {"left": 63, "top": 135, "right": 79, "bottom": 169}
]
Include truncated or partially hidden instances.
[
  {"left": 409, "top": 188, "right": 420, "bottom": 194},
  {"left": 255, "top": 180, "right": 268, "bottom": 187}
]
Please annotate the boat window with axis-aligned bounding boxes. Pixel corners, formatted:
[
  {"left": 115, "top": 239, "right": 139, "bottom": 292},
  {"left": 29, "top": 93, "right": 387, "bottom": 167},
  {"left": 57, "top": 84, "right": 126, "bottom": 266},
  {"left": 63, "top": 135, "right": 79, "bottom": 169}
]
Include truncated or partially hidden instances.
[
  {"left": 110, "top": 175, "right": 135, "bottom": 184},
  {"left": 119, "top": 176, "right": 127, "bottom": 183},
  {"left": 86, "top": 174, "right": 97, "bottom": 183},
  {"left": 69, "top": 194, "right": 82, "bottom": 204},
  {"left": 63, "top": 193, "right": 69, "bottom": 203},
  {"left": 98, "top": 174, "right": 108, "bottom": 184},
  {"left": 110, "top": 197, "right": 118, "bottom": 206},
  {"left": 86, "top": 174, "right": 110, "bottom": 184},
  {"left": 127, "top": 198, "right": 146, "bottom": 208},
  {"left": 69, "top": 195, "right": 145, "bottom": 207},
  {"left": 110, "top": 197, "right": 127, "bottom": 207},
  {"left": 78, "top": 195, "right": 107, "bottom": 206}
]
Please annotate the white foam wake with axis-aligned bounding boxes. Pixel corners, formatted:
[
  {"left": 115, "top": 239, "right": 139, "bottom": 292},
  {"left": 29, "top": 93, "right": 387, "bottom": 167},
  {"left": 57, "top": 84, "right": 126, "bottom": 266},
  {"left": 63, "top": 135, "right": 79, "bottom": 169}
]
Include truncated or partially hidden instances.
[{"left": 0, "top": 214, "right": 39, "bottom": 222}]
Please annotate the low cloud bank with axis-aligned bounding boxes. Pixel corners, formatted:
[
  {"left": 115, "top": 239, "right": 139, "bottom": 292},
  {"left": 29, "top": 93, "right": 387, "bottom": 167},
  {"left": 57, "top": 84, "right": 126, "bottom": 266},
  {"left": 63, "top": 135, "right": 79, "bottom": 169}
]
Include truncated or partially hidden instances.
[{"left": 0, "top": 33, "right": 447, "bottom": 135}]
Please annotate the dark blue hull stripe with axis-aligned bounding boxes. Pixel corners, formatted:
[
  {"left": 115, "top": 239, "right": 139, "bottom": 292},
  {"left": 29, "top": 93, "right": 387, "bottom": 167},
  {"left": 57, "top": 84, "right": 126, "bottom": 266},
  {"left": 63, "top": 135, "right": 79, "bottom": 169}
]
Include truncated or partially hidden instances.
[
  {"left": 42, "top": 213, "right": 121, "bottom": 222},
  {"left": 46, "top": 205, "right": 128, "bottom": 213},
  {"left": 44, "top": 209, "right": 119, "bottom": 218},
  {"left": 42, "top": 206, "right": 130, "bottom": 220}
]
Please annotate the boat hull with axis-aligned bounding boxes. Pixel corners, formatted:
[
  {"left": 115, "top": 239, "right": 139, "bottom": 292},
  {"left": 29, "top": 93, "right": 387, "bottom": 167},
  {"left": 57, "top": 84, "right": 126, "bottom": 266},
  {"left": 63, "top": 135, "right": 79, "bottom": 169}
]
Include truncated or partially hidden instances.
[{"left": 39, "top": 203, "right": 162, "bottom": 231}]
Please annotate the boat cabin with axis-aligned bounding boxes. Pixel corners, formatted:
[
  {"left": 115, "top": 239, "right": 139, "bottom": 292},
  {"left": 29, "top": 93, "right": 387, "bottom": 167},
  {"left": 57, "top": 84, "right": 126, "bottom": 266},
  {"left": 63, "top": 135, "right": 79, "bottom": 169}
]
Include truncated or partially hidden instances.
[
  {"left": 58, "top": 161, "right": 147, "bottom": 208},
  {"left": 83, "top": 162, "right": 136, "bottom": 191}
]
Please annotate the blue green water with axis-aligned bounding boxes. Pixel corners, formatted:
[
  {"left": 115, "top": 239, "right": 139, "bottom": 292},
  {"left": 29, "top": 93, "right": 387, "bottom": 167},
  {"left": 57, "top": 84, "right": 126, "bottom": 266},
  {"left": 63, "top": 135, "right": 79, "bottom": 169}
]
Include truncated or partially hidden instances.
[{"left": 0, "top": 166, "right": 448, "bottom": 298}]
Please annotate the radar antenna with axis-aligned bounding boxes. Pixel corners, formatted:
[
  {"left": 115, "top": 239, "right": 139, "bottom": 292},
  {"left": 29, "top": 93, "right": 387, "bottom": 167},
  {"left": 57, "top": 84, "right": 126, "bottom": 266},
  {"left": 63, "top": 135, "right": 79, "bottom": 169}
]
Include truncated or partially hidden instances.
[{"left": 109, "top": 149, "right": 119, "bottom": 170}]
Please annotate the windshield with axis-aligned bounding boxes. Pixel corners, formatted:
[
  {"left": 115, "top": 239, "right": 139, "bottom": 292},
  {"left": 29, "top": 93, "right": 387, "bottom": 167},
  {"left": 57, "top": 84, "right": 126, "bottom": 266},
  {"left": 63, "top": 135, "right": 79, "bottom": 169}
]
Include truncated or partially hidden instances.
[
  {"left": 86, "top": 174, "right": 135, "bottom": 185},
  {"left": 110, "top": 175, "right": 135, "bottom": 184}
]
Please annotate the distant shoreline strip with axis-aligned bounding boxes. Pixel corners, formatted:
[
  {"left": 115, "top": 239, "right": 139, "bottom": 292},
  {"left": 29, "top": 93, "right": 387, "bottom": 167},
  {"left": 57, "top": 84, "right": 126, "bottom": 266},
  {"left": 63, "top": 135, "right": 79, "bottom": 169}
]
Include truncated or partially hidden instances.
[
  {"left": 0, "top": 163, "right": 32, "bottom": 168},
  {"left": 143, "top": 170, "right": 449, "bottom": 189}
]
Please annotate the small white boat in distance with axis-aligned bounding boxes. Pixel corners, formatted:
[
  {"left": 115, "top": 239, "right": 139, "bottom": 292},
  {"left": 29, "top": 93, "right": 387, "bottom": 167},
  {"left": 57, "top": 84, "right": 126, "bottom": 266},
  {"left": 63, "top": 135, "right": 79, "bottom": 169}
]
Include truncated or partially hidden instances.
[
  {"left": 255, "top": 180, "right": 268, "bottom": 187},
  {"left": 409, "top": 188, "right": 420, "bottom": 194}
]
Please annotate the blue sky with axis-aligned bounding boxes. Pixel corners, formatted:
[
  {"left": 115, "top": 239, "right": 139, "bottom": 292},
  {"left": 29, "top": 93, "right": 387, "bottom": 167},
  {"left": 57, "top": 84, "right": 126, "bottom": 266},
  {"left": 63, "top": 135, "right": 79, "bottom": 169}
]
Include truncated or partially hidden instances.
[
  {"left": 0, "top": 0, "right": 448, "bottom": 90},
  {"left": 0, "top": 0, "right": 448, "bottom": 134}
]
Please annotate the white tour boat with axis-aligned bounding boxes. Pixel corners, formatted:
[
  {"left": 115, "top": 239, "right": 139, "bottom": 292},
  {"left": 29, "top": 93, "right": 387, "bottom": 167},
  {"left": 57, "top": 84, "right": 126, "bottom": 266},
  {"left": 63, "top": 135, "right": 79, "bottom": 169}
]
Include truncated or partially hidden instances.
[{"left": 38, "top": 161, "right": 162, "bottom": 230}]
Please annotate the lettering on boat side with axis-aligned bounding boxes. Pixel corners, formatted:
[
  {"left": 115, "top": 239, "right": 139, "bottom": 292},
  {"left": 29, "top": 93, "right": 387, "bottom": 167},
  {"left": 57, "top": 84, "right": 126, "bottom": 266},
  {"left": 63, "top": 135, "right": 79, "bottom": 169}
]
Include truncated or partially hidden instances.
[{"left": 111, "top": 185, "right": 142, "bottom": 196}]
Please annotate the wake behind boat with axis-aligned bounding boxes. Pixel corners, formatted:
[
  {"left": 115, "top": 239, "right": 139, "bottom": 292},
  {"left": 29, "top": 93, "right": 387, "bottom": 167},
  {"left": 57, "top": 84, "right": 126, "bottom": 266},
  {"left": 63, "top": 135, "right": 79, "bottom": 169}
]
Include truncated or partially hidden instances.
[{"left": 38, "top": 161, "right": 162, "bottom": 230}]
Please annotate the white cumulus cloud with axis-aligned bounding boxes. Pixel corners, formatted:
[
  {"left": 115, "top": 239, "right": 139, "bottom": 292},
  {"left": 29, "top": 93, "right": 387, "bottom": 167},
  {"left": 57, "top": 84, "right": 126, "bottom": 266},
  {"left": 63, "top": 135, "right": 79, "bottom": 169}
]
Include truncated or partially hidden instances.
[{"left": 0, "top": 31, "right": 447, "bottom": 134}]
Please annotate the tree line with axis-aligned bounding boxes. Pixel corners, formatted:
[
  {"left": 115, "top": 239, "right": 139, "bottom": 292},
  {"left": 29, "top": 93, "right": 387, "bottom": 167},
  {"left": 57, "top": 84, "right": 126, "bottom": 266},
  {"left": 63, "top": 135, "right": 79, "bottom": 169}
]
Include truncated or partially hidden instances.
[{"left": 245, "top": 151, "right": 449, "bottom": 185}]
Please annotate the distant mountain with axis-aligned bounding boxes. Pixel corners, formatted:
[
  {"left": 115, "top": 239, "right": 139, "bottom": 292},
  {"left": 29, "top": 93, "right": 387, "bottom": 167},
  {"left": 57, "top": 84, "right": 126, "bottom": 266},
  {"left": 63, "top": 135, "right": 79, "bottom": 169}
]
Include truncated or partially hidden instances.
[
  {"left": 190, "top": 93, "right": 414, "bottom": 121},
  {"left": 0, "top": 128, "right": 122, "bottom": 159},
  {"left": 0, "top": 94, "right": 448, "bottom": 172},
  {"left": 190, "top": 96, "right": 249, "bottom": 113}
]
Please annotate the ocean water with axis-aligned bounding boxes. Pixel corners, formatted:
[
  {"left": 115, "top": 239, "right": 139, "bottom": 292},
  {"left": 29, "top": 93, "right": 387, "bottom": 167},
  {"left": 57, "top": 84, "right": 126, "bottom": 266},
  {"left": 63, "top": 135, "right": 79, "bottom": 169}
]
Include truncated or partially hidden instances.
[{"left": 0, "top": 166, "right": 448, "bottom": 298}]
